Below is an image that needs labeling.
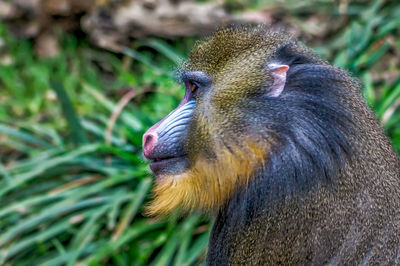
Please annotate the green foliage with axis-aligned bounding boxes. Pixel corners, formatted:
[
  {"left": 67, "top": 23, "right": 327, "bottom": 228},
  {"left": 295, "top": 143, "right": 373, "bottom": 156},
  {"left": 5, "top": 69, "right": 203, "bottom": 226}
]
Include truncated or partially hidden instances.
[
  {"left": 0, "top": 0, "right": 399, "bottom": 265},
  {"left": 0, "top": 27, "right": 209, "bottom": 265},
  {"left": 318, "top": 0, "right": 400, "bottom": 152}
]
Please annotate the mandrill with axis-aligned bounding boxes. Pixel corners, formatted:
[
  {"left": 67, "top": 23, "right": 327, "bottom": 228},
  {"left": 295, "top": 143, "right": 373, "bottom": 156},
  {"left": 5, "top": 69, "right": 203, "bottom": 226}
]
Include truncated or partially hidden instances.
[{"left": 142, "top": 25, "right": 400, "bottom": 265}]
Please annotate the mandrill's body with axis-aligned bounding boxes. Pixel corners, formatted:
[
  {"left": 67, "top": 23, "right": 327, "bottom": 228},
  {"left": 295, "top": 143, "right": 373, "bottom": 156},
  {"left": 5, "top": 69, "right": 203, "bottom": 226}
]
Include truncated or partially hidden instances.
[{"left": 142, "top": 26, "right": 400, "bottom": 264}]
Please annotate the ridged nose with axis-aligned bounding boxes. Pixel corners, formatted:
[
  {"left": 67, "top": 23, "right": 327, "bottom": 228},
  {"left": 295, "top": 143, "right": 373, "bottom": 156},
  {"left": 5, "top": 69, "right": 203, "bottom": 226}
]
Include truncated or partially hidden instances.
[{"left": 143, "top": 132, "right": 158, "bottom": 158}]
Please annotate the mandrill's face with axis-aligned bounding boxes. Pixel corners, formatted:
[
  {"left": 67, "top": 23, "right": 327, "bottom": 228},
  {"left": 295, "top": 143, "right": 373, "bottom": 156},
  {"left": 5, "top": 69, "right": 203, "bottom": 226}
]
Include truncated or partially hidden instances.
[{"left": 142, "top": 26, "right": 291, "bottom": 216}]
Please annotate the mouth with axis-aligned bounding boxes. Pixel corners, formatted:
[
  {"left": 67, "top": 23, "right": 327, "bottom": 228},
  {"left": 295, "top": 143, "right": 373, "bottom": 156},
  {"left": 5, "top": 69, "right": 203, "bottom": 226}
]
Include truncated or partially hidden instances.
[{"left": 149, "top": 156, "right": 188, "bottom": 176}]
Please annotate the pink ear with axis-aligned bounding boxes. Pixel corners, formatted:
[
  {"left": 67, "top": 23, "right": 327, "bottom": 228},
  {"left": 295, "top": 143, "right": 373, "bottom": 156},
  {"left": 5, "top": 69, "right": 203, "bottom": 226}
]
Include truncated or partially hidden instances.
[{"left": 267, "top": 64, "right": 290, "bottom": 97}]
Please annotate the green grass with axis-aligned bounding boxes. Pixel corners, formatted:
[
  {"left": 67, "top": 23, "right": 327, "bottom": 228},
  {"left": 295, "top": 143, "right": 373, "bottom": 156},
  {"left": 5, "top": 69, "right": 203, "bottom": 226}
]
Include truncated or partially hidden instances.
[
  {"left": 0, "top": 0, "right": 399, "bottom": 265},
  {"left": 0, "top": 24, "right": 209, "bottom": 265}
]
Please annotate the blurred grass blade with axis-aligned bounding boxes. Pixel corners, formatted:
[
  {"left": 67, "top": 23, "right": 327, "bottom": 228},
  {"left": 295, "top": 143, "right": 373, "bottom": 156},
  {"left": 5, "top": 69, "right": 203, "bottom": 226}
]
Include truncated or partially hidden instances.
[
  {"left": 81, "top": 119, "right": 125, "bottom": 146},
  {"left": 150, "top": 226, "right": 181, "bottom": 266},
  {"left": 362, "top": 73, "right": 375, "bottom": 107},
  {"left": 140, "top": 39, "right": 184, "bottom": 65},
  {"left": 0, "top": 124, "right": 51, "bottom": 148},
  {"left": 384, "top": 112, "right": 400, "bottom": 130},
  {"left": 5, "top": 147, "right": 63, "bottom": 173},
  {"left": 81, "top": 82, "right": 144, "bottom": 131},
  {"left": 0, "top": 144, "right": 100, "bottom": 197},
  {"left": 174, "top": 215, "right": 201, "bottom": 266},
  {"left": 112, "top": 178, "right": 152, "bottom": 240},
  {"left": 67, "top": 206, "right": 109, "bottom": 266},
  {"left": 376, "top": 82, "right": 400, "bottom": 118},
  {"left": 377, "top": 16, "right": 400, "bottom": 38},
  {"left": 360, "top": 0, "right": 383, "bottom": 22},
  {"left": 0, "top": 163, "right": 11, "bottom": 183},
  {"left": 183, "top": 232, "right": 210, "bottom": 265},
  {"left": 354, "top": 41, "right": 390, "bottom": 69},
  {"left": 1, "top": 220, "right": 73, "bottom": 262},
  {"left": 122, "top": 47, "right": 166, "bottom": 75},
  {"left": 27, "top": 124, "right": 64, "bottom": 147},
  {"left": 51, "top": 83, "right": 88, "bottom": 145},
  {"left": 0, "top": 196, "right": 112, "bottom": 246},
  {"left": 0, "top": 193, "right": 64, "bottom": 219},
  {"left": 84, "top": 220, "right": 165, "bottom": 264}
]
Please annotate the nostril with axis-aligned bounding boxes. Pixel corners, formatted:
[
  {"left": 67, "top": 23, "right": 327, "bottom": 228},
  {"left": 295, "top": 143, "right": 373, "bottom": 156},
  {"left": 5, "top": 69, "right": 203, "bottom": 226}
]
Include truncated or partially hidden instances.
[{"left": 143, "top": 132, "right": 158, "bottom": 158}]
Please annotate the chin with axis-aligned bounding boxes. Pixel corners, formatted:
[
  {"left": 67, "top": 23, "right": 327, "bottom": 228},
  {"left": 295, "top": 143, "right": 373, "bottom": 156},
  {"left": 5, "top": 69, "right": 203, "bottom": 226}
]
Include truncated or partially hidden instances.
[
  {"left": 145, "top": 144, "right": 265, "bottom": 217},
  {"left": 149, "top": 156, "right": 190, "bottom": 178}
]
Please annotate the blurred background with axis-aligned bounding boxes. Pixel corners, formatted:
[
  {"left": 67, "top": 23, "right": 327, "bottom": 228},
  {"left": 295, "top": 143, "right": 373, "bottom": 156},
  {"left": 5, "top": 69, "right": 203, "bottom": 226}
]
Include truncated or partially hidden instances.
[{"left": 0, "top": 0, "right": 399, "bottom": 265}]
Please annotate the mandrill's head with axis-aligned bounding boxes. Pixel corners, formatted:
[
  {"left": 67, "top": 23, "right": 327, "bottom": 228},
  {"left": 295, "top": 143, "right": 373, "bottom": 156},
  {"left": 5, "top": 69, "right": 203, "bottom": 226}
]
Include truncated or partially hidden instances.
[{"left": 142, "top": 25, "right": 351, "bottom": 216}]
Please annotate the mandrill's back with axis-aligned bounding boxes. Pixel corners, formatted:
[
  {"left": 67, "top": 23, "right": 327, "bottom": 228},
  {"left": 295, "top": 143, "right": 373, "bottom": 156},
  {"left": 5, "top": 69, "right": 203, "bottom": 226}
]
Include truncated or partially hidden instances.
[{"left": 206, "top": 30, "right": 400, "bottom": 265}]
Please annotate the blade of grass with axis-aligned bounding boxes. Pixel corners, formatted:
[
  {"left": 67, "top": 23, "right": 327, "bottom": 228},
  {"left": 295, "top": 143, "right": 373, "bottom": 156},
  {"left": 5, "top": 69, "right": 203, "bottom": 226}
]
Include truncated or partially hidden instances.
[
  {"left": 0, "top": 144, "right": 100, "bottom": 197},
  {"left": 81, "top": 119, "right": 125, "bottom": 146},
  {"left": 51, "top": 83, "right": 88, "bottom": 145},
  {"left": 112, "top": 178, "right": 152, "bottom": 240},
  {"left": 0, "top": 195, "right": 114, "bottom": 245},
  {"left": 376, "top": 83, "right": 400, "bottom": 118},
  {"left": 84, "top": 220, "right": 165, "bottom": 264},
  {"left": 81, "top": 82, "right": 143, "bottom": 131},
  {"left": 67, "top": 206, "right": 109, "bottom": 266},
  {"left": 51, "top": 238, "right": 66, "bottom": 257},
  {"left": 149, "top": 225, "right": 181, "bottom": 266},
  {"left": 5, "top": 147, "right": 63, "bottom": 173},
  {"left": 122, "top": 47, "right": 165, "bottom": 75},
  {"left": 183, "top": 232, "right": 210, "bottom": 265},
  {"left": 0, "top": 124, "right": 51, "bottom": 148},
  {"left": 384, "top": 112, "right": 400, "bottom": 130},
  {"left": 107, "top": 193, "right": 129, "bottom": 230},
  {"left": 377, "top": 16, "right": 400, "bottom": 38},
  {"left": 0, "top": 193, "right": 64, "bottom": 218},
  {"left": 362, "top": 73, "right": 375, "bottom": 107},
  {"left": 174, "top": 215, "right": 201, "bottom": 266},
  {"left": 0, "top": 163, "right": 11, "bottom": 183},
  {"left": 354, "top": 41, "right": 390, "bottom": 69},
  {"left": 1, "top": 219, "right": 73, "bottom": 262},
  {"left": 26, "top": 124, "right": 64, "bottom": 147},
  {"left": 139, "top": 39, "right": 183, "bottom": 65}
]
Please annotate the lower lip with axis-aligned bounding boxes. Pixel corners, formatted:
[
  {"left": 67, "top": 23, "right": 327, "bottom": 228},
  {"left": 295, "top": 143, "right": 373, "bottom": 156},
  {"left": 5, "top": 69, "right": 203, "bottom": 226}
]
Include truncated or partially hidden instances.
[{"left": 149, "top": 156, "right": 185, "bottom": 175}]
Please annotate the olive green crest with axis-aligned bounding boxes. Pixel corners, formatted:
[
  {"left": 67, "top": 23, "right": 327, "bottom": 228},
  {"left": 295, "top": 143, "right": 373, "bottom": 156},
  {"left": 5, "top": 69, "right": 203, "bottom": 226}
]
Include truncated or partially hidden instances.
[{"left": 180, "top": 26, "right": 295, "bottom": 160}]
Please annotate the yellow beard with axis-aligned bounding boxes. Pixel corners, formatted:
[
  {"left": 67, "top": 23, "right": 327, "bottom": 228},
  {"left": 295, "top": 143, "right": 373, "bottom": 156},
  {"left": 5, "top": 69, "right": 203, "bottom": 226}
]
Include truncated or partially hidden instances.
[{"left": 145, "top": 141, "right": 267, "bottom": 216}]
